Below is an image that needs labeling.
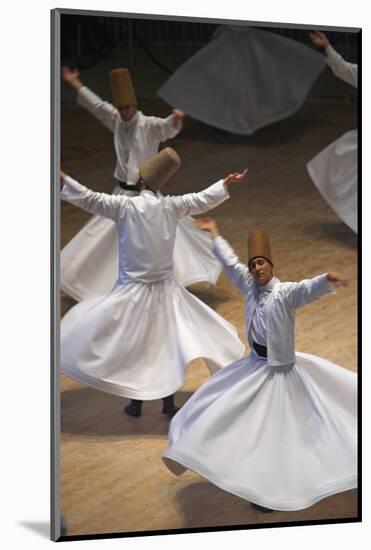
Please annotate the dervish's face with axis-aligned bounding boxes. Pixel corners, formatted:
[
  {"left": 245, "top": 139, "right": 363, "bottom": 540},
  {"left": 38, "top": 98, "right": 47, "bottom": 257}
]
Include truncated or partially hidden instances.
[
  {"left": 117, "top": 104, "right": 137, "bottom": 122},
  {"left": 249, "top": 257, "right": 273, "bottom": 286}
]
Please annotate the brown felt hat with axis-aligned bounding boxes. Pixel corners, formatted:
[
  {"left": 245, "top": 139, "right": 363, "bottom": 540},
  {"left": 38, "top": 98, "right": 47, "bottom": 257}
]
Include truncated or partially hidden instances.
[
  {"left": 110, "top": 68, "right": 137, "bottom": 107},
  {"left": 248, "top": 228, "right": 273, "bottom": 268},
  {"left": 139, "top": 148, "right": 181, "bottom": 192}
]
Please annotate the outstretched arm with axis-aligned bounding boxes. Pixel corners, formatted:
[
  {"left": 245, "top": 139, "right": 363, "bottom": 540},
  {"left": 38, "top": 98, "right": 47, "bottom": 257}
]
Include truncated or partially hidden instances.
[
  {"left": 62, "top": 66, "right": 118, "bottom": 131},
  {"left": 309, "top": 31, "right": 330, "bottom": 50},
  {"left": 195, "top": 217, "right": 220, "bottom": 239},
  {"left": 60, "top": 171, "right": 124, "bottom": 220},
  {"left": 62, "top": 67, "right": 83, "bottom": 92},
  {"left": 169, "top": 169, "right": 248, "bottom": 218},
  {"left": 196, "top": 217, "right": 252, "bottom": 294},
  {"left": 145, "top": 108, "right": 185, "bottom": 143},
  {"left": 327, "top": 272, "right": 350, "bottom": 286},
  {"left": 284, "top": 272, "right": 349, "bottom": 310},
  {"left": 324, "top": 45, "right": 358, "bottom": 88},
  {"left": 309, "top": 32, "right": 357, "bottom": 88}
]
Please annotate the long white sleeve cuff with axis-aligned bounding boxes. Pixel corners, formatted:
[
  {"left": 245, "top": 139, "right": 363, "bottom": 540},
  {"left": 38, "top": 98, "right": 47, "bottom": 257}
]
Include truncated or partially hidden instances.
[
  {"left": 159, "top": 114, "right": 183, "bottom": 141},
  {"left": 212, "top": 236, "right": 238, "bottom": 266},
  {"left": 324, "top": 45, "right": 358, "bottom": 88},
  {"left": 170, "top": 179, "right": 230, "bottom": 218},
  {"left": 312, "top": 273, "right": 337, "bottom": 296},
  {"left": 77, "top": 86, "right": 117, "bottom": 130},
  {"left": 61, "top": 174, "right": 86, "bottom": 198},
  {"left": 285, "top": 273, "right": 336, "bottom": 310},
  {"left": 212, "top": 236, "right": 251, "bottom": 293},
  {"left": 61, "top": 175, "right": 122, "bottom": 220}
]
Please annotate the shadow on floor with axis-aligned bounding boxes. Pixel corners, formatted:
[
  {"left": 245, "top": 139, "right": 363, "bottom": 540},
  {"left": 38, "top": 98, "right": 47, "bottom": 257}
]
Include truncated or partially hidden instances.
[
  {"left": 185, "top": 285, "right": 231, "bottom": 307},
  {"left": 174, "top": 481, "right": 358, "bottom": 529},
  {"left": 61, "top": 389, "right": 193, "bottom": 437},
  {"left": 179, "top": 112, "right": 324, "bottom": 148},
  {"left": 305, "top": 221, "right": 357, "bottom": 249},
  {"left": 18, "top": 521, "right": 50, "bottom": 539}
]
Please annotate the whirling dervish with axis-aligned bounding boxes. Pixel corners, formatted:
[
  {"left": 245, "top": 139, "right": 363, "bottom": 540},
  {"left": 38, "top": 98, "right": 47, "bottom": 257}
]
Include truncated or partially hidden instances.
[
  {"left": 158, "top": 25, "right": 325, "bottom": 135},
  {"left": 60, "top": 149, "right": 247, "bottom": 417},
  {"left": 307, "top": 31, "right": 357, "bottom": 233},
  {"left": 163, "top": 218, "right": 357, "bottom": 511},
  {"left": 61, "top": 66, "right": 223, "bottom": 302}
]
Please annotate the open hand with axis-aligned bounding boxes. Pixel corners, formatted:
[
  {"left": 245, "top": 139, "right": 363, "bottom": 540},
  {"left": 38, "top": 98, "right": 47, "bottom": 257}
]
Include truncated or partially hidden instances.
[
  {"left": 59, "top": 170, "right": 67, "bottom": 190},
  {"left": 61, "top": 67, "right": 83, "bottom": 91},
  {"left": 309, "top": 31, "right": 330, "bottom": 49},
  {"left": 195, "top": 217, "right": 219, "bottom": 238},
  {"left": 172, "top": 109, "right": 186, "bottom": 123},
  {"left": 224, "top": 168, "right": 248, "bottom": 187},
  {"left": 62, "top": 66, "right": 80, "bottom": 82},
  {"left": 327, "top": 272, "right": 350, "bottom": 287}
]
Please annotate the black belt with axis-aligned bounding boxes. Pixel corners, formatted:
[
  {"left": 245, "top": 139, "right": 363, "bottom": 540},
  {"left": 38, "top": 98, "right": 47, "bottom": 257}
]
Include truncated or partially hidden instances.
[
  {"left": 253, "top": 342, "right": 267, "bottom": 358},
  {"left": 115, "top": 178, "right": 140, "bottom": 192}
]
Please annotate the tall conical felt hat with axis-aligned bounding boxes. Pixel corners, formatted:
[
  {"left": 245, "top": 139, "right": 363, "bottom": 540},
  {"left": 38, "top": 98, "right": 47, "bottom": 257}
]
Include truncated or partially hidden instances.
[
  {"left": 139, "top": 148, "right": 181, "bottom": 192},
  {"left": 110, "top": 68, "right": 137, "bottom": 107},
  {"left": 248, "top": 228, "right": 273, "bottom": 267}
]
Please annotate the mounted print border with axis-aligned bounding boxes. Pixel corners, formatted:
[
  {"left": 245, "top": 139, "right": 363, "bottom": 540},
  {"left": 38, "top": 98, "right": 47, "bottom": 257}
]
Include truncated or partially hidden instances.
[{"left": 51, "top": 8, "right": 361, "bottom": 542}]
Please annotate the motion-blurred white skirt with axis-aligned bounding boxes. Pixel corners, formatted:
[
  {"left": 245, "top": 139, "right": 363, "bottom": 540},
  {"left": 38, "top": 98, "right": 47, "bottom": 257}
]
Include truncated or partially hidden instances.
[
  {"left": 307, "top": 130, "right": 357, "bottom": 233},
  {"left": 163, "top": 351, "right": 357, "bottom": 510},
  {"left": 61, "top": 277, "right": 244, "bottom": 400},
  {"left": 158, "top": 26, "right": 325, "bottom": 135}
]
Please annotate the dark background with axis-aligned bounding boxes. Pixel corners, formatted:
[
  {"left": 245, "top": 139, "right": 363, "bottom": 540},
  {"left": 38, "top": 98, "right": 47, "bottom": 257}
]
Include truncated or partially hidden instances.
[{"left": 61, "top": 15, "right": 358, "bottom": 105}]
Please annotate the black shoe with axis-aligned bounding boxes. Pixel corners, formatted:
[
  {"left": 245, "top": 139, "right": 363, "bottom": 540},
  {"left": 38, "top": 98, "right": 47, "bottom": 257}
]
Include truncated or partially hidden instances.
[
  {"left": 165, "top": 406, "right": 180, "bottom": 419},
  {"left": 251, "top": 502, "right": 274, "bottom": 513},
  {"left": 162, "top": 395, "right": 179, "bottom": 417},
  {"left": 124, "top": 399, "right": 143, "bottom": 417}
]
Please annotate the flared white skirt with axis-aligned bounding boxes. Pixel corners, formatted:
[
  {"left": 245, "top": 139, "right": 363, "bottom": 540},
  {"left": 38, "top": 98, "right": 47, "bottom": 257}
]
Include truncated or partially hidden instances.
[
  {"left": 158, "top": 26, "right": 325, "bottom": 135},
  {"left": 307, "top": 129, "right": 357, "bottom": 233},
  {"left": 163, "top": 351, "right": 357, "bottom": 510},
  {"left": 61, "top": 277, "right": 245, "bottom": 400},
  {"left": 61, "top": 214, "right": 222, "bottom": 301}
]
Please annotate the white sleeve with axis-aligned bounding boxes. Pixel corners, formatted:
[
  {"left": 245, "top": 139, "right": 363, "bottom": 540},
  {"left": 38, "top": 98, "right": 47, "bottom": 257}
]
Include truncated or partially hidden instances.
[
  {"left": 325, "top": 45, "right": 358, "bottom": 88},
  {"left": 77, "top": 86, "right": 119, "bottom": 131},
  {"left": 284, "top": 274, "right": 336, "bottom": 310},
  {"left": 167, "top": 180, "right": 229, "bottom": 218},
  {"left": 145, "top": 114, "right": 182, "bottom": 143},
  {"left": 61, "top": 175, "right": 125, "bottom": 220},
  {"left": 212, "top": 236, "right": 252, "bottom": 294}
]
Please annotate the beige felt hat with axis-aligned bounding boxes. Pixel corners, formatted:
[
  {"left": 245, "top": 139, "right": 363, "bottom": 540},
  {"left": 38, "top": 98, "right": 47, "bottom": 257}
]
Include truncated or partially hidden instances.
[
  {"left": 110, "top": 68, "right": 137, "bottom": 107},
  {"left": 139, "top": 148, "right": 181, "bottom": 192},
  {"left": 248, "top": 228, "right": 273, "bottom": 267}
]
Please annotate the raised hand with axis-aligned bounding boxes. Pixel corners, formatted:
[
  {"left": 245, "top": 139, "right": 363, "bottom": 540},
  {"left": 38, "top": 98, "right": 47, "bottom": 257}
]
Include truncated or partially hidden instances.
[
  {"left": 195, "top": 217, "right": 219, "bottom": 238},
  {"left": 61, "top": 67, "right": 83, "bottom": 90},
  {"left": 327, "top": 272, "right": 350, "bottom": 287},
  {"left": 309, "top": 31, "right": 330, "bottom": 49},
  {"left": 223, "top": 169, "right": 248, "bottom": 188},
  {"left": 172, "top": 108, "right": 186, "bottom": 123},
  {"left": 60, "top": 170, "right": 67, "bottom": 190}
]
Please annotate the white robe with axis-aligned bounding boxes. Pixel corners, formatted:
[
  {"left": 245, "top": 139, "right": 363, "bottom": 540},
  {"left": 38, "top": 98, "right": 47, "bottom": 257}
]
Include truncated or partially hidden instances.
[
  {"left": 61, "top": 87, "right": 222, "bottom": 301},
  {"left": 60, "top": 178, "right": 245, "bottom": 400},
  {"left": 307, "top": 46, "right": 358, "bottom": 233},
  {"left": 158, "top": 26, "right": 325, "bottom": 135},
  {"left": 163, "top": 237, "right": 357, "bottom": 511},
  {"left": 210, "top": 238, "right": 336, "bottom": 366}
]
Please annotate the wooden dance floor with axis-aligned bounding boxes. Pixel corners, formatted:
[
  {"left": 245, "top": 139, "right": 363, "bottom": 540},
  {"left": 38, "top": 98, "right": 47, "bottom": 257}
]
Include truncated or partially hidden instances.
[{"left": 60, "top": 98, "right": 358, "bottom": 536}]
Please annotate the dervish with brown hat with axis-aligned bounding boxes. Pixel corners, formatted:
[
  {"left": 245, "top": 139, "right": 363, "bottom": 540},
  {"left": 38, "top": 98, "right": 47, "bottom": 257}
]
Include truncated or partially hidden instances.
[
  {"left": 61, "top": 66, "right": 224, "bottom": 302},
  {"left": 163, "top": 217, "right": 357, "bottom": 513},
  {"left": 59, "top": 151, "right": 248, "bottom": 418}
]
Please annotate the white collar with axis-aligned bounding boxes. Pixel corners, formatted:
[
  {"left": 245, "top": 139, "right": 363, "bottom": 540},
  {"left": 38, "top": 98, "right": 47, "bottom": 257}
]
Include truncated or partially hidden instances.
[{"left": 257, "top": 276, "right": 279, "bottom": 293}]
